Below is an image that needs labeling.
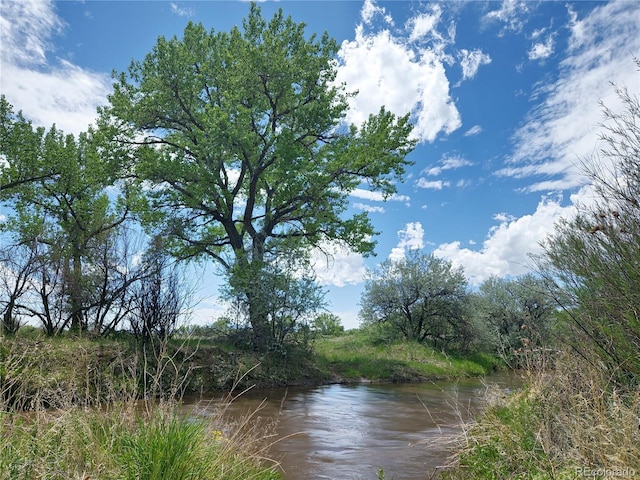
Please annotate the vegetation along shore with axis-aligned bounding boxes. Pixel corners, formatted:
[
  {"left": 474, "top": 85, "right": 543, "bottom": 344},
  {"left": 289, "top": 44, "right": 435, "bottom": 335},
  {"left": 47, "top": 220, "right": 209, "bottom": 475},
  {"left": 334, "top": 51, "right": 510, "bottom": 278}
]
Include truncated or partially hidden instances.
[{"left": 1, "top": 3, "right": 639, "bottom": 479}]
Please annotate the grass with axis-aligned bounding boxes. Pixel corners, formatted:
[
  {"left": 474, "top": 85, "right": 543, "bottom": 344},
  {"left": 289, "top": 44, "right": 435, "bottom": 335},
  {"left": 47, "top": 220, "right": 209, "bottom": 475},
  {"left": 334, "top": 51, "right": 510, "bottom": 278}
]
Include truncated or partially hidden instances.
[
  {"left": 0, "top": 329, "right": 502, "bottom": 480},
  {"left": 0, "top": 334, "right": 283, "bottom": 480},
  {"left": 440, "top": 351, "right": 640, "bottom": 479},
  {"left": 314, "top": 332, "right": 500, "bottom": 382},
  {"left": 0, "top": 401, "right": 282, "bottom": 480}
]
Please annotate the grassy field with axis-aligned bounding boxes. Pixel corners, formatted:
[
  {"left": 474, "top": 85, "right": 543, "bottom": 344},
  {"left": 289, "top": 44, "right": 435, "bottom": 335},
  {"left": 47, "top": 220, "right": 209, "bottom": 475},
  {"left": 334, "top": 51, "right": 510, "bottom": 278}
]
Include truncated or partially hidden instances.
[{"left": 314, "top": 333, "right": 500, "bottom": 382}]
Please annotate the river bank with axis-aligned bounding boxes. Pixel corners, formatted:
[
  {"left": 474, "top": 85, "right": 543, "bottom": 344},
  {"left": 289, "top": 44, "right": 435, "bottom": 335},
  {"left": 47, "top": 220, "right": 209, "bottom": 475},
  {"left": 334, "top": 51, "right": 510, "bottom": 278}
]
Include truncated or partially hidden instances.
[
  {"left": 0, "top": 330, "right": 502, "bottom": 479},
  {"left": 0, "top": 330, "right": 501, "bottom": 410}
]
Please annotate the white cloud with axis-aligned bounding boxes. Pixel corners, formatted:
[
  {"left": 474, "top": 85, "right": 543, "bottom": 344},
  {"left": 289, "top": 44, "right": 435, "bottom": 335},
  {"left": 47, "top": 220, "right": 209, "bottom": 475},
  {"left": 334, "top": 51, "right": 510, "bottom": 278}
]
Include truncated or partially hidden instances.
[
  {"left": 350, "top": 188, "right": 410, "bottom": 203},
  {"left": 423, "top": 155, "right": 473, "bottom": 176},
  {"left": 528, "top": 35, "right": 554, "bottom": 60},
  {"left": 434, "top": 195, "right": 570, "bottom": 286},
  {"left": 311, "top": 241, "right": 367, "bottom": 287},
  {"left": 416, "top": 179, "right": 449, "bottom": 190},
  {"left": 407, "top": 4, "right": 443, "bottom": 43},
  {"left": 0, "top": 0, "right": 64, "bottom": 67},
  {"left": 335, "top": 1, "right": 461, "bottom": 144},
  {"left": 499, "top": 1, "right": 640, "bottom": 193},
  {"left": 484, "top": 0, "right": 529, "bottom": 35},
  {"left": 458, "top": 49, "right": 492, "bottom": 81},
  {"left": 464, "top": 125, "right": 483, "bottom": 136},
  {"left": 360, "top": 0, "right": 393, "bottom": 26},
  {"left": 0, "top": 0, "right": 110, "bottom": 134},
  {"left": 354, "top": 202, "right": 385, "bottom": 214},
  {"left": 388, "top": 222, "right": 424, "bottom": 262},
  {"left": 170, "top": 2, "right": 192, "bottom": 17}
]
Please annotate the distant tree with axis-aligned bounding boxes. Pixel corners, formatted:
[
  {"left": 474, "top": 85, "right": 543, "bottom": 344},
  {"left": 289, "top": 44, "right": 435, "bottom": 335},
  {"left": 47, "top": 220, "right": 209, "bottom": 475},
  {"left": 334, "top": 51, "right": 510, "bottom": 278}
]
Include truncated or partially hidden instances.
[
  {"left": 537, "top": 81, "right": 640, "bottom": 384},
  {"left": 102, "top": 4, "right": 415, "bottom": 349},
  {"left": 313, "top": 313, "right": 345, "bottom": 336},
  {"left": 360, "top": 252, "right": 471, "bottom": 351},
  {"left": 478, "top": 274, "right": 556, "bottom": 363}
]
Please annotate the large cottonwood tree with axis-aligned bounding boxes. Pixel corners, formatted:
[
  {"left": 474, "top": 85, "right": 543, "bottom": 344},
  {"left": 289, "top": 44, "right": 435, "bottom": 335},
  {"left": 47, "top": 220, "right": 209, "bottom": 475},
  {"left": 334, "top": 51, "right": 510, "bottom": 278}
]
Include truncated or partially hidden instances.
[{"left": 103, "top": 4, "right": 415, "bottom": 349}]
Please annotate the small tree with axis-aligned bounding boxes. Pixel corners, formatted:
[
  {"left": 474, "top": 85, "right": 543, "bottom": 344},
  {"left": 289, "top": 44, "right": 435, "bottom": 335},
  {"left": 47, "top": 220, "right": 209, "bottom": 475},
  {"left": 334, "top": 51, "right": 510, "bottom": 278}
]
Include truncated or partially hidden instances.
[
  {"left": 478, "top": 274, "right": 556, "bottom": 363},
  {"left": 128, "top": 237, "right": 193, "bottom": 342},
  {"left": 313, "top": 313, "right": 345, "bottom": 336},
  {"left": 223, "top": 250, "right": 325, "bottom": 351},
  {"left": 360, "top": 252, "right": 471, "bottom": 351},
  {"left": 0, "top": 243, "right": 37, "bottom": 335},
  {"left": 1, "top": 102, "right": 133, "bottom": 334}
]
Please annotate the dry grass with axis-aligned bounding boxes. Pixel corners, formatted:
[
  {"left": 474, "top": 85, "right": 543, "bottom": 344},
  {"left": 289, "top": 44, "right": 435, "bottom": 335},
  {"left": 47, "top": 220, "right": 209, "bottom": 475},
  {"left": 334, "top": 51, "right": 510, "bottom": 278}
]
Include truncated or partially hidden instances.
[{"left": 441, "top": 352, "right": 640, "bottom": 479}]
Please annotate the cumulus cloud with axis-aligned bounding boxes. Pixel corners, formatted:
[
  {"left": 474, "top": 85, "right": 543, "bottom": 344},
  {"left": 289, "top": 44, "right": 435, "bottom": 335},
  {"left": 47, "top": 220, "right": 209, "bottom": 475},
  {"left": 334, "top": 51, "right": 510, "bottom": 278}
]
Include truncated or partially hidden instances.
[
  {"left": 389, "top": 222, "right": 424, "bottom": 262},
  {"left": 499, "top": 1, "right": 640, "bottom": 193},
  {"left": 335, "top": 1, "right": 461, "bottom": 143},
  {"left": 311, "top": 241, "right": 367, "bottom": 287},
  {"left": 434, "top": 195, "right": 570, "bottom": 285},
  {"left": 0, "top": 0, "right": 110, "bottom": 134}
]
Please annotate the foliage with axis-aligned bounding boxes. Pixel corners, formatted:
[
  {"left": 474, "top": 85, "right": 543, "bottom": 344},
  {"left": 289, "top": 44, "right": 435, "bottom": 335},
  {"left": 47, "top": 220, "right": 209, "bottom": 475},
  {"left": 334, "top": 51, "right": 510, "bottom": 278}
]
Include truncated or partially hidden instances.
[
  {"left": 312, "top": 313, "right": 345, "bottom": 336},
  {"left": 360, "top": 251, "right": 473, "bottom": 351},
  {"left": 477, "top": 274, "right": 557, "bottom": 366},
  {"left": 536, "top": 82, "right": 640, "bottom": 384},
  {"left": 222, "top": 251, "right": 325, "bottom": 350},
  {"left": 0, "top": 97, "right": 138, "bottom": 335},
  {"left": 0, "top": 96, "right": 53, "bottom": 194},
  {"left": 103, "top": 4, "right": 415, "bottom": 349}
]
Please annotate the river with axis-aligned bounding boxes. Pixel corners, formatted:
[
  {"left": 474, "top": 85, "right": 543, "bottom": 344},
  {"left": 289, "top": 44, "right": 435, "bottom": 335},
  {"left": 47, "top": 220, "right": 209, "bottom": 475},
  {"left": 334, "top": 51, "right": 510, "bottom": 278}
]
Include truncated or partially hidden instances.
[{"left": 185, "top": 372, "right": 521, "bottom": 480}]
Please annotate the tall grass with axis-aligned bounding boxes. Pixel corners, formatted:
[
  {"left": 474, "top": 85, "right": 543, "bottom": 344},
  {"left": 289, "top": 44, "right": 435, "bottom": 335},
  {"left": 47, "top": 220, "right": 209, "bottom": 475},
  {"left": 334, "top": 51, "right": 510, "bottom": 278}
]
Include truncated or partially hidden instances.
[
  {"left": 441, "top": 351, "right": 640, "bottom": 479},
  {"left": 0, "top": 336, "right": 283, "bottom": 480}
]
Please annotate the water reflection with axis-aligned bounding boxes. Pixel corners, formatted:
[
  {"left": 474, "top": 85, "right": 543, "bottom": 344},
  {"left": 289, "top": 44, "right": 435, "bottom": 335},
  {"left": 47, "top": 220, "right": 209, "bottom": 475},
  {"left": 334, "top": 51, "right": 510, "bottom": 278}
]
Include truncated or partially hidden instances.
[{"left": 186, "top": 373, "right": 520, "bottom": 480}]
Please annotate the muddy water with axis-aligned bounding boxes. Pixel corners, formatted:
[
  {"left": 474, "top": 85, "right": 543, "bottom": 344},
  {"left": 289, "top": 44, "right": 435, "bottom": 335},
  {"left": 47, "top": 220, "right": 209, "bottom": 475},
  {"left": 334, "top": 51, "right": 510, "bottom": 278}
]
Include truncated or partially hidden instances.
[{"left": 187, "top": 373, "right": 520, "bottom": 480}]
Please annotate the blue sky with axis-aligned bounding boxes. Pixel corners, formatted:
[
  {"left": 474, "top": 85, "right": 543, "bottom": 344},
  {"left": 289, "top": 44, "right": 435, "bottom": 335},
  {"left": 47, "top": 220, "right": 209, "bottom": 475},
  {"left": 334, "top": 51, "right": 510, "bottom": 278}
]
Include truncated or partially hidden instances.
[{"left": 1, "top": 1, "right": 639, "bottom": 329}]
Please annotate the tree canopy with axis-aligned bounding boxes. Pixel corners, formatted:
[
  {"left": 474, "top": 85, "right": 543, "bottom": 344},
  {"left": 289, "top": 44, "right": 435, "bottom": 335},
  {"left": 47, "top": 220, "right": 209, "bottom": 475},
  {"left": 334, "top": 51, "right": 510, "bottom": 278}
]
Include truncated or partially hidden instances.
[{"left": 103, "top": 4, "right": 415, "bottom": 348}]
